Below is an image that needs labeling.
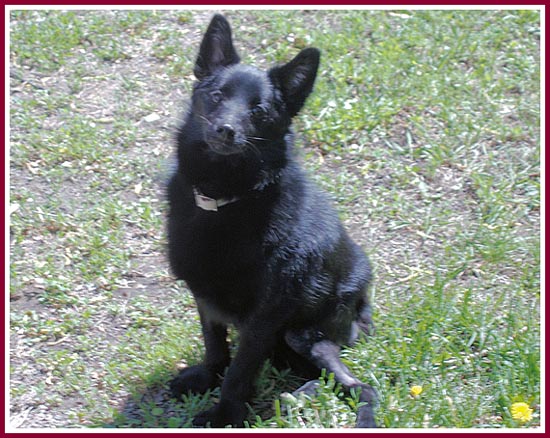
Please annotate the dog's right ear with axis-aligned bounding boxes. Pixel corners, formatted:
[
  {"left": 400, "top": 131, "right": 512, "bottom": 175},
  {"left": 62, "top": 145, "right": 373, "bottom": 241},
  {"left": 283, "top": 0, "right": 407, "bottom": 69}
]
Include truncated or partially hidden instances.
[{"left": 194, "top": 14, "right": 240, "bottom": 80}]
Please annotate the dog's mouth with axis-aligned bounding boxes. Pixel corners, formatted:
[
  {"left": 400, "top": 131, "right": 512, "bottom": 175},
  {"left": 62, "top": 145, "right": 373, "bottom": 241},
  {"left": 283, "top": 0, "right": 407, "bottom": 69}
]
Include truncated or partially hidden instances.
[
  {"left": 204, "top": 130, "right": 261, "bottom": 157},
  {"left": 204, "top": 135, "right": 247, "bottom": 156},
  {"left": 206, "top": 142, "right": 245, "bottom": 156}
]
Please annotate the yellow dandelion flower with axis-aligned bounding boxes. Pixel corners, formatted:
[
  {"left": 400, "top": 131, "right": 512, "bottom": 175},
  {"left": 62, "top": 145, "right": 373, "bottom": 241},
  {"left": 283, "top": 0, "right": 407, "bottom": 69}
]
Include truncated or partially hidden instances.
[
  {"left": 510, "top": 402, "right": 533, "bottom": 423},
  {"left": 410, "top": 385, "right": 423, "bottom": 397}
]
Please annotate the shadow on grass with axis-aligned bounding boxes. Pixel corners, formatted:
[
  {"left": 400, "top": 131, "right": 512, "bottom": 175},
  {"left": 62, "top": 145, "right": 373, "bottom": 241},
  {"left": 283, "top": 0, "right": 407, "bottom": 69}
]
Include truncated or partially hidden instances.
[
  {"left": 104, "top": 379, "right": 215, "bottom": 428},
  {"left": 101, "top": 362, "right": 306, "bottom": 429}
]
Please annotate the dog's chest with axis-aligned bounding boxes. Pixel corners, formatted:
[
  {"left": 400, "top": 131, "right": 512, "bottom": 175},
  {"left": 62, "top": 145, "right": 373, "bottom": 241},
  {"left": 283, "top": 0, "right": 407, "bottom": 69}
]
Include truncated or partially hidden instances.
[
  {"left": 169, "top": 196, "right": 270, "bottom": 305},
  {"left": 184, "top": 207, "right": 266, "bottom": 267},
  {"left": 183, "top": 222, "right": 266, "bottom": 323}
]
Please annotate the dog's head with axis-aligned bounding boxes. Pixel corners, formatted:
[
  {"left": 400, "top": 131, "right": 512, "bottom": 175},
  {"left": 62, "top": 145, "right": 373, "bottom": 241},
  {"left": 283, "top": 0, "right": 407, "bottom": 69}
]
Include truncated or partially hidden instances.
[{"left": 189, "top": 14, "right": 320, "bottom": 157}]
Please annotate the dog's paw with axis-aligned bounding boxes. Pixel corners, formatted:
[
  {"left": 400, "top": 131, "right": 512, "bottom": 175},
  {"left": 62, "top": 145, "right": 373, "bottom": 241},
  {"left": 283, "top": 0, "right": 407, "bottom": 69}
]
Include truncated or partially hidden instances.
[
  {"left": 192, "top": 401, "right": 248, "bottom": 428},
  {"left": 355, "top": 384, "right": 378, "bottom": 428},
  {"left": 170, "top": 365, "right": 219, "bottom": 398},
  {"left": 292, "top": 379, "right": 320, "bottom": 397},
  {"left": 356, "top": 406, "right": 377, "bottom": 428}
]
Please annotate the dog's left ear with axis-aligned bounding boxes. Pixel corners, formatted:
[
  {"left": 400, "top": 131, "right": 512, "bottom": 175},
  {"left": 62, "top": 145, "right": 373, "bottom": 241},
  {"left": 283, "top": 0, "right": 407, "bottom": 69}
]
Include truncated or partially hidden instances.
[
  {"left": 269, "top": 48, "right": 320, "bottom": 117},
  {"left": 194, "top": 14, "right": 240, "bottom": 80}
]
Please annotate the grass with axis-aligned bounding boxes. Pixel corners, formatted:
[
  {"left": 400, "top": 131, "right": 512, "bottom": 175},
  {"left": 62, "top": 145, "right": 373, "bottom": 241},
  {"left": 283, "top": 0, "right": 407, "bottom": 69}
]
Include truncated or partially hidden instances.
[{"left": 9, "top": 9, "right": 540, "bottom": 429}]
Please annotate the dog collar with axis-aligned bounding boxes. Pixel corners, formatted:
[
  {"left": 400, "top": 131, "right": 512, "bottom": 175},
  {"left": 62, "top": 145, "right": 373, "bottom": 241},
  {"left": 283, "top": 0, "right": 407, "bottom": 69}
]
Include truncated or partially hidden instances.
[
  {"left": 193, "top": 169, "right": 282, "bottom": 212},
  {"left": 193, "top": 187, "right": 240, "bottom": 212}
]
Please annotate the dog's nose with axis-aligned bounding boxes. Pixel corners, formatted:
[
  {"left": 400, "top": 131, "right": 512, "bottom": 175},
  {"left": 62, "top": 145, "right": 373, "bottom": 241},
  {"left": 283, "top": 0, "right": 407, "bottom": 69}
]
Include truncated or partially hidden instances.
[{"left": 216, "top": 124, "right": 235, "bottom": 139}]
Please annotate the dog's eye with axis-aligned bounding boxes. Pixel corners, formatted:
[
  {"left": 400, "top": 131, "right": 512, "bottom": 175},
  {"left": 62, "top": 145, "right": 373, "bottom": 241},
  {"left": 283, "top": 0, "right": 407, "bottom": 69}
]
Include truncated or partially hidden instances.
[
  {"left": 250, "top": 105, "right": 267, "bottom": 118},
  {"left": 210, "top": 91, "right": 223, "bottom": 104}
]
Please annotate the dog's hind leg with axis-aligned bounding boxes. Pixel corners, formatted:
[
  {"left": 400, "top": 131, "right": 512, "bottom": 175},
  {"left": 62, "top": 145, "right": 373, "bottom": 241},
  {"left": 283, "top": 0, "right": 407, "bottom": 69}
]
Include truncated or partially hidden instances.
[{"left": 285, "top": 330, "right": 378, "bottom": 428}]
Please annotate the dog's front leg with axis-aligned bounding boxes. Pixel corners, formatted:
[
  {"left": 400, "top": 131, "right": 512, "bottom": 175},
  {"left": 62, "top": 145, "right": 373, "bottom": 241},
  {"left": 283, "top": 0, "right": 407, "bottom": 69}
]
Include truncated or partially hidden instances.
[
  {"left": 171, "top": 305, "right": 230, "bottom": 398},
  {"left": 192, "top": 324, "right": 278, "bottom": 427}
]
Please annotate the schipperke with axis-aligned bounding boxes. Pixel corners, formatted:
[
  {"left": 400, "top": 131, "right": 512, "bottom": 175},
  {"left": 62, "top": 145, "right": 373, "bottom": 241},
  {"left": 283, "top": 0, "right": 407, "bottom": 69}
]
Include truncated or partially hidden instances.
[{"left": 167, "top": 14, "right": 377, "bottom": 428}]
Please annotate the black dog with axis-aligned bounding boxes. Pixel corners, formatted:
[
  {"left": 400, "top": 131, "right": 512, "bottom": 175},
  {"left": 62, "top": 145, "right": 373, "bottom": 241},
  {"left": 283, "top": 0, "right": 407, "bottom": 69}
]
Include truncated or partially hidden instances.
[{"left": 167, "top": 14, "right": 377, "bottom": 428}]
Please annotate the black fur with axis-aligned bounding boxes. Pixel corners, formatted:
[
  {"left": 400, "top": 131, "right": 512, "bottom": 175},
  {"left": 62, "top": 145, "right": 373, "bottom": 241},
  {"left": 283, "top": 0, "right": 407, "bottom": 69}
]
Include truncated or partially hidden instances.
[{"left": 167, "top": 14, "right": 377, "bottom": 428}]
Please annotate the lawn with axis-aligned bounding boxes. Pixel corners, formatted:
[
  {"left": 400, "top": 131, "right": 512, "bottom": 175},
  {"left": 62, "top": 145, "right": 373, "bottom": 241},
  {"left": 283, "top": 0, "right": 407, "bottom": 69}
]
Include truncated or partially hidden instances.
[{"left": 8, "top": 8, "right": 541, "bottom": 429}]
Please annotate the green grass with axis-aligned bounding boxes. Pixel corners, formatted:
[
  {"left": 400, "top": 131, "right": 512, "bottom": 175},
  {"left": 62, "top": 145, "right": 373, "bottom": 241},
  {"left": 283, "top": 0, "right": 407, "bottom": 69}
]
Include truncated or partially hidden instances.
[{"left": 9, "top": 9, "right": 540, "bottom": 429}]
